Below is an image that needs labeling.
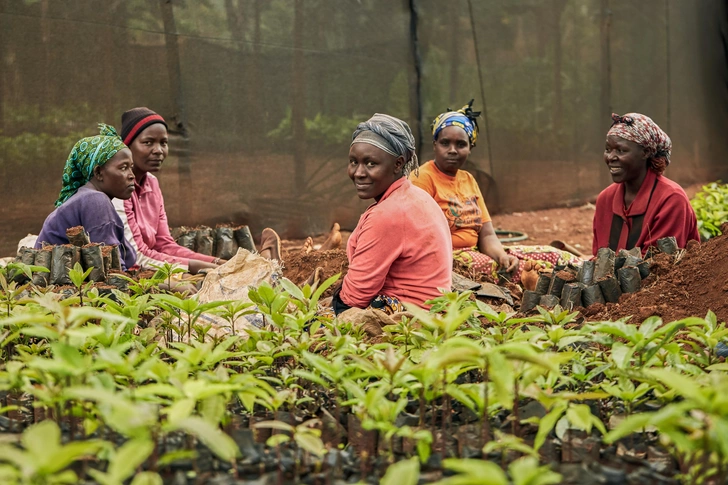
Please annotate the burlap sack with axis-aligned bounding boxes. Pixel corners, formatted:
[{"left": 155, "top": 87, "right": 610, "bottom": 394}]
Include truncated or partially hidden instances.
[{"left": 177, "top": 248, "right": 280, "bottom": 341}]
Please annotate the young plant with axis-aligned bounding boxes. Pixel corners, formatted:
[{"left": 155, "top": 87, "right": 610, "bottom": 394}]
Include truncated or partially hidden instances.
[
  {"left": 152, "top": 294, "right": 229, "bottom": 342},
  {"left": 0, "top": 420, "right": 107, "bottom": 483},
  {"left": 150, "top": 262, "right": 186, "bottom": 291},
  {"left": 68, "top": 262, "right": 93, "bottom": 307}
]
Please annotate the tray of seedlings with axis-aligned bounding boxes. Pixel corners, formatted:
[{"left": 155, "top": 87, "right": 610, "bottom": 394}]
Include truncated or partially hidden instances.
[{"left": 0, "top": 251, "right": 725, "bottom": 484}]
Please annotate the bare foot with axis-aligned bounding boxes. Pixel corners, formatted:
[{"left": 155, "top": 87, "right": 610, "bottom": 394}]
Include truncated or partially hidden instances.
[
  {"left": 319, "top": 223, "right": 342, "bottom": 251},
  {"left": 521, "top": 260, "right": 545, "bottom": 292},
  {"left": 302, "top": 237, "right": 314, "bottom": 254}
]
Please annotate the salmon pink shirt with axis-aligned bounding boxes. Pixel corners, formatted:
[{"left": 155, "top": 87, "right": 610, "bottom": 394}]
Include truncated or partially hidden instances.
[{"left": 340, "top": 177, "right": 453, "bottom": 309}]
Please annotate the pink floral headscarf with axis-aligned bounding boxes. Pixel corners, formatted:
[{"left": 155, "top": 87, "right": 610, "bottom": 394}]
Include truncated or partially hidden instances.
[{"left": 607, "top": 113, "right": 672, "bottom": 174}]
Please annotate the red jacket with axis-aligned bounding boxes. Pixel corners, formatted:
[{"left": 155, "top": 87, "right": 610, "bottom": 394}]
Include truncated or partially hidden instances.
[
  {"left": 592, "top": 169, "right": 699, "bottom": 256},
  {"left": 341, "top": 177, "right": 453, "bottom": 309}
]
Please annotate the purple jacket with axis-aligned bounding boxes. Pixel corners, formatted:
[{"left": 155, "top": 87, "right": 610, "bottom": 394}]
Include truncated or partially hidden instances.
[{"left": 36, "top": 187, "right": 136, "bottom": 270}]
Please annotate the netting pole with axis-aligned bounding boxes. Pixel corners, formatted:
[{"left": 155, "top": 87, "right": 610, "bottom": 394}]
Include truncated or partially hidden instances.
[
  {"left": 466, "top": 0, "right": 495, "bottom": 185},
  {"left": 40, "top": 0, "right": 50, "bottom": 118},
  {"left": 552, "top": 0, "right": 568, "bottom": 133},
  {"left": 0, "top": 3, "right": 5, "bottom": 133},
  {"left": 599, "top": 0, "right": 613, "bottom": 188},
  {"left": 665, "top": 0, "right": 671, "bottom": 134},
  {"left": 292, "top": 0, "right": 306, "bottom": 195},
  {"left": 159, "top": 0, "right": 192, "bottom": 222},
  {"left": 408, "top": 0, "right": 424, "bottom": 158}
]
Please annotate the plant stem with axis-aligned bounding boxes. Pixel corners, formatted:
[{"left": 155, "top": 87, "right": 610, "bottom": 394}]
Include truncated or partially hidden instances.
[
  {"left": 481, "top": 361, "right": 490, "bottom": 456},
  {"left": 419, "top": 387, "right": 425, "bottom": 428},
  {"left": 443, "top": 368, "right": 451, "bottom": 457},
  {"left": 512, "top": 379, "right": 520, "bottom": 437}
]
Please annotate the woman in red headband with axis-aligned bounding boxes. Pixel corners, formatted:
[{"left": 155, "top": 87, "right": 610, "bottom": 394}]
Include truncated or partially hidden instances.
[
  {"left": 113, "top": 107, "right": 223, "bottom": 273},
  {"left": 592, "top": 113, "right": 699, "bottom": 255}
]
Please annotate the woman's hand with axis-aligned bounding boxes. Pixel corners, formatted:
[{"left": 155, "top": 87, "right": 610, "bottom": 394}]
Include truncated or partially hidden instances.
[
  {"left": 478, "top": 222, "right": 519, "bottom": 272},
  {"left": 159, "top": 282, "right": 198, "bottom": 295},
  {"left": 498, "top": 254, "right": 519, "bottom": 272},
  {"left": 188, "top": 259, "right": 219, "bottom": 275}
]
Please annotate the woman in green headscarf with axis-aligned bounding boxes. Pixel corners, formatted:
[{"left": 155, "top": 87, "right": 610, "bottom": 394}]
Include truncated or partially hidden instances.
[{"left": 35, "top": 124, "right": 138, "bottom": 270}]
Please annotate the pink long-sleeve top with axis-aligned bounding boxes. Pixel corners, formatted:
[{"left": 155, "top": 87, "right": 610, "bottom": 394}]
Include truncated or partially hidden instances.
[
  {"left": 113, "top": 173, "right": 216, "bottom": 270},
  {"left": 340, "top": 177, "right": 453, "bottom": 309}
]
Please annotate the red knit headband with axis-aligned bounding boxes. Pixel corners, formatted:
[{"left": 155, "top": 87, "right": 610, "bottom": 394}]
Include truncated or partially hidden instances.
[{"left": 123, "top": 114, "right": 166, "bottom": 145}]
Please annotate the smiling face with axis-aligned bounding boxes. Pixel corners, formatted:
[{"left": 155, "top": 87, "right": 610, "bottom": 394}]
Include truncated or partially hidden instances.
[
  {"left": 604, "top": 135, "right": 649, "bottom": 186},
  {"left": 433, "top": 125, "right": 471, "bottom": 176},
  {"left": 347, "top": 142, "right": 404, "bottom": 201},
  {"left": 93, "top": 148, "right": 135, "bottom": 199},
  {"left": 129, "top": 123, "right": 168, "bottom": 179}
]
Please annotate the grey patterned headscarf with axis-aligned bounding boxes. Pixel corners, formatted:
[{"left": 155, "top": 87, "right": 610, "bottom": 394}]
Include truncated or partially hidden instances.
[{"left": 351, "top": 114, "right": 419, "bottom": 176}]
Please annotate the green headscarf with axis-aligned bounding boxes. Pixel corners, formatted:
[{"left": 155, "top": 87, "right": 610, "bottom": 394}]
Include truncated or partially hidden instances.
[{"left": 55, "top": 124, "right": 127, "bottom": 207}]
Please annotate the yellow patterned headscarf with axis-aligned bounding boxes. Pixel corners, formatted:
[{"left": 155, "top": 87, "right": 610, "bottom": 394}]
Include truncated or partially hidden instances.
[{"left": 432, "top": 99, "right": 481, "bottom": 147}]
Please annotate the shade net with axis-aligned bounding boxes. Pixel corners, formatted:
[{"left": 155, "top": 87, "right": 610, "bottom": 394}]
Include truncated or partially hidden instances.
[{"left": 1, "top": 0, "right": 727, "bottom": 254}]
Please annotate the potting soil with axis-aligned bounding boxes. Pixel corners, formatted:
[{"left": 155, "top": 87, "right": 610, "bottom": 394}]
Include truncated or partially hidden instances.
[{"left": 589, "top": 232, "right": 728, "bottom": 323}]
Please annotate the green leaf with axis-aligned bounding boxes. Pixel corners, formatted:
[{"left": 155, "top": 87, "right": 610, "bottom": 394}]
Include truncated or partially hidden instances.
[
  {"left": 435, "top": 458, "right": 508, "bottom": 485},
  {"left": 41, "top": 440, "right": 106, "bottom": 475},
  {"left": 293, "top": 369, "right": 329, "bottom": 388},
  {"left": 604, "top": 412, "right": 655, "bottom": 444},
  {"left": 566, "top": 404, "right": 606, "bottom": 436},
  {"left": 647, "top": 368, "right": 706, "bottom": 405},
  {"left": 171, "top": 417, "right": 239, "bottom": 461},
  {"left": 279, "top": 278, "right": 305, "bottom": 301},
  {"left": 380, "top": 457, "right": 419, "bottom": 485},
  {"left": 311, "top": 273, "right": 340, "bottom": 303},
  {"left": 164, "top": 399, "right": 195, "bottom": 425},
  {"left": 22, "top": 420, "right": 60, "bottom": 462},
  {"left": 414, "top": 430, "right": 432, "bottom": 463},
  {"left": 253, "top": 420, "right": 295, "bottom": 433},
  {"left": 69, "top": 262, "right": 93, "bottom": 288},
  {"left": 156, "top": 450, "right": 197, "bottom": 467},
  {"left": 610, "top": 342, "right": 634, "bottom": 369},
  {"left": 51, "top": 342, "right": 85, "bottom": 368},
  {"left": 534, "top": 403, "right": 566, "bottom": 451},
  {"left": 130, "top": 472, "right": 163, "bottom": 485},
  {"left": 237, "top": 391, "right": 256, "bottom": 413},
  {"left": 107, "top": 439, "right": 154, "bottom": 482},
  {"left": 294, "top": 432, "right": 326, "bottom": 457},
  {"left": 266, "top": 434, "right": 291, "bottom": 447},
  {"left": 508, "top": 456, "right": 562, "bottom": 485}
]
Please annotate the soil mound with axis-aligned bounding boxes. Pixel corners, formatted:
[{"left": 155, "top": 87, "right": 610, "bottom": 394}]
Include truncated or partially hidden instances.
[
  {"left": 590, "top": 233, "right": 728, "bottom": 323},
  {"left": 282, "top": 248, "right": 349, "bottom": 289}
]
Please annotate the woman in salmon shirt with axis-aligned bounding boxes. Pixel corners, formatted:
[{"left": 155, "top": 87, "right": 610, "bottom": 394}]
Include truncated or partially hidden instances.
[{"left": 333, "top": 113, "right": 452, "bottom": 315}]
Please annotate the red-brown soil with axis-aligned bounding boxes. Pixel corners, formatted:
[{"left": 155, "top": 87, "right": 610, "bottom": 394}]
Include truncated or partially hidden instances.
[
  {"left": 491, "top": 205, "right": 596, "bottom": 254},
  {"left": 589, "top": 234, "right": 728, "bottom": 323},
  {"left": 282, "top": 248, "right": 349, "bottom": 287}
]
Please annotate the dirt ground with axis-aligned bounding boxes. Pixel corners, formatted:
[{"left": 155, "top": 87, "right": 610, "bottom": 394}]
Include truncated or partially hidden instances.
[{"left": 587, "top": 229, "right": 728, "bottom": 323}]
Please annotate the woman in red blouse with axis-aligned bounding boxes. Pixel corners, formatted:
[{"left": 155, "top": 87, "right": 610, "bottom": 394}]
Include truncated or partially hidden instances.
[{"left": 592, "top": 113, "right": 699, "bottom": 255}]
